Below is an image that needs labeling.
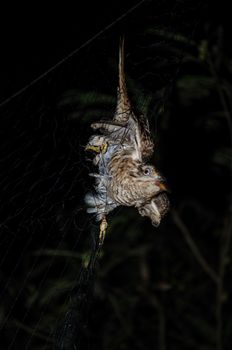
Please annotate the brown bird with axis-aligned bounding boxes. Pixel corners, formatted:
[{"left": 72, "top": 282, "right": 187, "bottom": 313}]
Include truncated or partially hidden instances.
[{"left": 85, "top": 38, "right": 169, "bottom": 242}]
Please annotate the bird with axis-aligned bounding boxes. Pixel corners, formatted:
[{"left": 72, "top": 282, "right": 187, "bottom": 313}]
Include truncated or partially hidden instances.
[{"left": 85, "top": 37, "right": 169, "bottom": 243}]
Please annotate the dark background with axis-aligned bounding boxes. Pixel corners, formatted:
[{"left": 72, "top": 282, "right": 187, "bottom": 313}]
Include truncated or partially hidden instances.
[{"left": 0, "top": 1, "right": 232, "bottom": 349}]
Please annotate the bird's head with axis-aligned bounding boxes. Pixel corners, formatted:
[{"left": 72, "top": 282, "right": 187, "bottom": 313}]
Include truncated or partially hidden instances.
[
  {"left": 138, "top": 164, "right": 168, "bottom": 193},
  {"left": 136, "top": 164, "right": 169, "bottom": 225}
]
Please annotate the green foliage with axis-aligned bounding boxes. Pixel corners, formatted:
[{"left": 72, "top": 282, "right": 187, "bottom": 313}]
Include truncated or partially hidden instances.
[{"left": 177, "top": 75, "right": 215, "bottom": 105}]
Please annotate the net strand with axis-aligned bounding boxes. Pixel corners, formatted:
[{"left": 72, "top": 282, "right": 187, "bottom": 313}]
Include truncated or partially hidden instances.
[{"left": 0, "top": 0, "right": 146, "bottom": 109}]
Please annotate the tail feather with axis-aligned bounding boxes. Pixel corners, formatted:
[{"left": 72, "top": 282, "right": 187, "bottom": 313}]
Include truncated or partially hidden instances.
[{"left": 114, "top": 36, "right": 131, "bottom": 124}]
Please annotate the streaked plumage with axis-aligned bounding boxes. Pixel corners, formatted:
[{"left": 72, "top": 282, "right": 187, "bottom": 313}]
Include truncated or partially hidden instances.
[{"left": 85, "top": 38, "right": 169, "bottom": 233}]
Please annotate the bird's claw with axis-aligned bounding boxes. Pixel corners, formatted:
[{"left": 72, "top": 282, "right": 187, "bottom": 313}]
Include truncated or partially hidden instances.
[
  {"left": 99, "top": 216, "right": 108, "bottom": 245},
  {"left": 85, "top": 143, "right": 108, "bottom": 154}
]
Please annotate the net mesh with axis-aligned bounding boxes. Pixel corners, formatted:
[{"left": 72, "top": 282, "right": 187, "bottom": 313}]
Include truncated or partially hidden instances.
[{"left": 2, "top": 1, "right": 232, "bottom": 350}]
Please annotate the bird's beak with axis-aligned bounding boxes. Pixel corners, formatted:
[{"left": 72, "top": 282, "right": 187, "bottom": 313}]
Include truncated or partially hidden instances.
[
  {"left": 155, "top": 175, "right": 169, "bottom": 192},
  {"left": 159, "top": 182, "right": 168, "bottom": 191}
]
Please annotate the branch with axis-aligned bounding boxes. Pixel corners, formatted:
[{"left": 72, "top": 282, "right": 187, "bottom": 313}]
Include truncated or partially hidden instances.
[
  {"left": 216, "top": 217, "right": 232, "bottom": 350},
  {"left": 171, "top": 209, "right": 219, "bottom": 284},
  {"left": 208, "top": 56, "right": 232, "bottom": 145}
]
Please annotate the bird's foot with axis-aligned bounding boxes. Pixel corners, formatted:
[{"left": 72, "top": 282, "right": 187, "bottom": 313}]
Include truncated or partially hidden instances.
[
  {"left": 85, "top": 143, "right": 108, "bottom": 154},
  {"left": 99, "top": 216, "right": 108, "bottom": 245}
]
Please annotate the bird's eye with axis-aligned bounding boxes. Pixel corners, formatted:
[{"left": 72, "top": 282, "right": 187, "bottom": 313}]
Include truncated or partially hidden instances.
[{"left": 143, "top": 168, "right": 151, "bottom": 176}]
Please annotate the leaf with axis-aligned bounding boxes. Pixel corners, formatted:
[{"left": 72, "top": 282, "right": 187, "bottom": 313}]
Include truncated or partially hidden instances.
[
  {"left": 58, "top": 90, "right": 115, "bottom": 108},
  {"left": 177, "top": 75, "right": 215, "bottom": 106},
  {"left": 212, "top": 148, "right": 232, "bottom": 168}
]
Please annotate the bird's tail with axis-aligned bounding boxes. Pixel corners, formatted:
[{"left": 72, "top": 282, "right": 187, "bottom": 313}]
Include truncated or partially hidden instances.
[{"left": 114, "top": 36, "right": 131, "bottom": 123}]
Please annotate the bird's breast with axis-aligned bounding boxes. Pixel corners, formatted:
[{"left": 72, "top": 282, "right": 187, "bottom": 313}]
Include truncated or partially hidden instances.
[{"left": 106, "top": 154, "right": 145, "bottom": 206}]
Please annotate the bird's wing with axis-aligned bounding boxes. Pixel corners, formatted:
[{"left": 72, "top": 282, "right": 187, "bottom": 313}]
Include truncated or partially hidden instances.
[
  {"left": 138, "top": 114, "right": 154, "bottom": 161},
  {"left": 91, "top": 114, "right": 142, "bottom": 161}
]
